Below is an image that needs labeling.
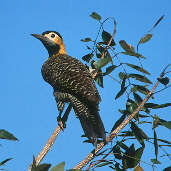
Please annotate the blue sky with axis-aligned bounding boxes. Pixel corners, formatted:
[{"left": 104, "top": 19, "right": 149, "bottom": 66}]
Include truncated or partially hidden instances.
[{"left": 0, "top": 0, "right": 171, "bottom": 170}]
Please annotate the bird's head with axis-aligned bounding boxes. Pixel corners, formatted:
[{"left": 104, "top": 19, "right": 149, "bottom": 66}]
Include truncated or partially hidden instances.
[{"left": 31, "top": 31, "right": 66, "bottom": 56}]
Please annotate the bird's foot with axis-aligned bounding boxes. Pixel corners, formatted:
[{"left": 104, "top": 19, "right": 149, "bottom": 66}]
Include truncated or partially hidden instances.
[{"left": 57, "top": 116, "right": 66, "bottom": 131}]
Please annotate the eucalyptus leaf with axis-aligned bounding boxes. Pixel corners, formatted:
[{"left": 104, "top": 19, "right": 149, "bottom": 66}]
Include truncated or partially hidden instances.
[
  {"left": 126, "top": 63, "right": 150, "bottom": 75},
  {"left": 122, "top": 144, "right": 136, "bottom": 169},
  {"left": 157, "top": 77, "right": 169, "bottom": 85},
  {"left": 51, "top": 162, "right": 65, "bottom": 171},
  {"left": 80, "top": 37, "right": 92, "bottom": 42},
  {"left": 111, "top": 114, "right": 126, "bottom": 132},
  {"left": 90, "top": 12, "right": 101, "bottom": 21},
  {"left": 128, "top": 74, "right": 152, "bottom": 84},
  {"left": 122, "top": 51, "right": 145, "bottom": 58},
  {"left": 102, "top": 30, "right": 115, "bottom": 46},
  {"left": 103, "top": 65, "right": 117, "bottom": 76},
  {"left": 154, "top": 130, "right": 158, "bottom": 160},
  {"left": 115, "top": 86, "right": 127, "bottom": 100},
  {"left": 138, "top": 34, "right": 152, "bottom": 45},
  {"left": 82, "top": 53, "right": 93, "bottom": 63},
  {"left": 0, "top": 129, "right": 18, "bottom": 141},
  {"left": 119, "top": 40, "right": 134, "bottom": 52},
  {"left": 0, "top": 158, "right": 12, "bottom": 166}
]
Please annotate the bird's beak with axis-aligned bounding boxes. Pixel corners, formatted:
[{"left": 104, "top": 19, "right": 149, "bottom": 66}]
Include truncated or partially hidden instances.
[
  {"left": 31, "top": 34, "right": 45, "bottom": 41},
  {"left": 31, "top": 33, "right": 56, "bottom": 45}
]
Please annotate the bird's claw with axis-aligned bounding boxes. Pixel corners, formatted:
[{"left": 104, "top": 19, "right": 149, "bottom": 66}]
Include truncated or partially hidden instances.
[{"left": 57, "top": 116, "right": 66, "bottom": 131}]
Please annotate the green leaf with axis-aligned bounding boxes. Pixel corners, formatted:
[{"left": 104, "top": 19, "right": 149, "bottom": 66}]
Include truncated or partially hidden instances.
[
  {"left": 103, "top": 65, "right": 117, "bottom": 76},
  {"left": 151, "top": 158, "right": 161, "bottom": 164},
  {"left": 119, "top": 131, "right": 134, "bottom": 137},
  {"left": 128, "top": 74, "right": 152, "bottom": 84},
  {"left": 95, "top": 75, "right": 103, "bottom": 88},
  {"left": 155, "top": 103, "right": 171, "bottom": 108},
  {"left": 122, "top": 51, "right": 145, "bottom": 58},
  {"left": 164, "top": 166, "right": 171, "bottom": 171},
  {"left": 121, "top": 77, "right": 126, "bottom": 89},
  {"left": 157, "top": 138, "right": 171, "bottom": 144},
  {"left": 119, "top": 72, "right": 128, "bottom": 80},
  {"left": 80, "top": 37, "right": 92, "bottom": 42},
  {"left": 111, "top": 114, "right": 126, "bottom": 132},
  {"left": 131, "top": 121, "right": 149, "bottom": 146},
  {"left": 115, "top": 86, "right": 127, "bottom": 100},
  {"left": 159, "top": 119, "right": 171, "bottom": 130},
  {"left": 82, "top": 53, "right": 93, "bottom": 63},
  {"left": 133, "top": 93, "right": 143, "bottom": 104},
  {"left": 151, "top": 15, "right": 165, "bottom": 31},
  {"left": 86, "top": 46, "right": 91, "bottom": 50},
  {"left": 32, "top": 156, "right": 37, "bottom": 169},
  {"left": 102, "top": 30, "right": 115, "bottom": 46},
  {"left": 135, "top": 147, "right": 144, "bottom": 160},
  {"left": 134, "top": 147, "right": 144, "bottom": 166},
  {"left": 117, "top": 141, "right": 129, "bottom": 151},
  {"left": 118, "top": 109, "right": 131, "bottom": 115},
  {"left": 51, "top": 162, "right": 65, "bottom": 171},
  {"left": 0, "top": 129, "right": 18, "bottom": 141},
  {"left": 133, "top": 84, "right": 151, "bottom": 96},
  {"left": 112, "top": 145, "right": 122, "bottom": 159},
  {"left": 144, "top": 103, "right": 159, "bottom": 108},
  {"left": 125, "top": 63, "right": 150, "bottom": 75},
  {"left": 138, "top": 34, "right": 152, "bottom": 45},
  {"left": 90, "top": 12, "right": 101, "bottom": 21},
  {"left": 0, "top": 158, "right": 12, "bottom": 166},
  {"left": 157, "top": 77, "right": 169, "bottom": 85},
  {"left": 93, "top": 57, "right": 111, "bottom": 70},
  {"left": 145, "top": 103, "right": 171, "bottom": 109},
  {"left": 96, "top": 53, "right": 102, "bottom": 58},
  {"left": 32, "top": 164, "right": 51, "bottom": 171},
  {"left": 138, "top": 114, "right": 150, "bottom": 118},
  {"left": 115, "top": 77, "right": 127, "bottom": 100},
  {"left": 154, "top": 130, "right": 158, "bottom": 160},
  {"left": 126, "top": 99, "right": 139, "bottom": 118},
  {"left": 122, "top": 144, "right": 136, "bottom": 169},
  {"left": 119, "top": 40, "right": 134, "bottom": 52}
]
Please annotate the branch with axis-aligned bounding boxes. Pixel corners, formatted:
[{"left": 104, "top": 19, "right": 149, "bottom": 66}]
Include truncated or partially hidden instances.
[
  {"left": 72, "top": 72, "right": 164, "bottom": 170},
  {"left": 28, "top": 104, "right": 72, "bottom": 171},
  {"left": 28, "top": 126, "right": 61, "bottom": 171}
]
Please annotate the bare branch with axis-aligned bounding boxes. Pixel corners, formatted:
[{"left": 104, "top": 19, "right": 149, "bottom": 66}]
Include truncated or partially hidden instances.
[{"left": 28, "top": 125, "right": 61, "bottom": 171}]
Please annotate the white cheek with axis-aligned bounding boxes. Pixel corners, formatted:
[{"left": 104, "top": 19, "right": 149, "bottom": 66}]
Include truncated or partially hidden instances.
[{"left": 49, "top": 37, "right": 54, "bottom": 41}]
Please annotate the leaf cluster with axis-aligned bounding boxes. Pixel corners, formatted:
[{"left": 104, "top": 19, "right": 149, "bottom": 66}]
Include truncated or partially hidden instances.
[{"left": 79, "top": 12, "right": 171, "bottom": 171}]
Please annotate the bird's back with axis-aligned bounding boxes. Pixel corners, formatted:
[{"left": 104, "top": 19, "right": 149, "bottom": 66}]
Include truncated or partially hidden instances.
[{"left": 41, "top": 54, "right": 101, "bottom": 105}]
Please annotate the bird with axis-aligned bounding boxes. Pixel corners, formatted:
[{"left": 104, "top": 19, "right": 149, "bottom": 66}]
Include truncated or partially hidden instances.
[{"left": 31, "top": 31, "right": 106, "bottom": 146}]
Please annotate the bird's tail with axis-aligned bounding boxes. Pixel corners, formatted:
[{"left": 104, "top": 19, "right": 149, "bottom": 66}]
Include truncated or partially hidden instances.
[
  {"left": 53, "top": 91, "right": 106, "bottom": 146},
  {"left": 73, "top": 101, "right": 106, "bottom": 146}
]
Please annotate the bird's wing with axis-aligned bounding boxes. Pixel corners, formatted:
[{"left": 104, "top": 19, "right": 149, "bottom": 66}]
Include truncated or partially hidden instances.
[{"left": 49, "top": 54, "right": 101, "bottom": 104}]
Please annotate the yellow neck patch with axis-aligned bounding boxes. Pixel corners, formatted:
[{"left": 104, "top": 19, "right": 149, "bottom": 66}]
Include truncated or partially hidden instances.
[{"left": 58, "top": 43, "right": 67, "bottom": 55}]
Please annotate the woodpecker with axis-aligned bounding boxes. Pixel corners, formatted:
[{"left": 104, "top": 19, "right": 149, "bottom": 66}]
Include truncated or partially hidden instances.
[{"left": 31, "top": 31, "right": 106, "bottom": 145}]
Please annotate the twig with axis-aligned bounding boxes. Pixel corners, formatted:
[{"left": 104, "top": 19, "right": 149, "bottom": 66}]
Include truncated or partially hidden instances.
[
  {"left": 28, "top": 126, "right": 61, "bottom": 171},
  {"left": 28, "top": 104, "right": 73, "bottom": 171},
  {"left": 87, "top": 148, "right": 113, "bottom": 170},
  {"left": 91, "top": 19, "right": 117, "bottom": 77},
  {"left": 72, "top": 73, "right": 163, "bottom": 170}
]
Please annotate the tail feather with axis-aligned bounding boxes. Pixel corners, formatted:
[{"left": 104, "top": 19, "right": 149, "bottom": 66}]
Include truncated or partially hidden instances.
[
  {"left": 73, "top": 101, "right": 106, "bottom": 145},
  {"left": 53, "top": 91, "right": 106, "bottom": 145}
]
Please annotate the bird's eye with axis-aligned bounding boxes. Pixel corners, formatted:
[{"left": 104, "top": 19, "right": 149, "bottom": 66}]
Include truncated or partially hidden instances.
[{"left": 51, "top": 34, "right": 55, "bottom": 38}]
